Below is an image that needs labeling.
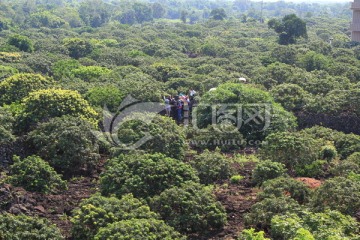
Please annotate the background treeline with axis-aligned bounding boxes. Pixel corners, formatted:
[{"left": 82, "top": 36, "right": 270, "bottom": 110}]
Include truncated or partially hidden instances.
[{"left": 0, "top": 0, "right": 352, "bottom": 28}]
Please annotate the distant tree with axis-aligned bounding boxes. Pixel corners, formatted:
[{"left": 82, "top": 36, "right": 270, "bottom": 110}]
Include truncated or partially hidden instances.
[
  {"left": 63, "top": 38, "right": 93, "bottom": 59},
  {"left": 78, "top": 0, "right": 111, "bottom": 27},
  {"left": 8, "top": 34, "right": 34, "bottom": 52},
  {"left": 210, "top": 8, "right": 227, "bottom": 20},
  {"left": 152, "top": 3, "right": 166, "bottom": 19},
  {"left": 245, "top": 196, "right": 302, "bottom": 229},
  {"left": 180, "top": 10, "right": 188, "bottom": 23},
  {"left": 29, "top": 11, "right": 66, "bottom": 28},
  {"left": 119, "top": 9, "right": 136, "bottom": 25},
  {"left": 268, "top": 14, "right": 307, "bottom": 45},
  {"left": 86, "top": 85, "right": 124, "bottom": 112},
  {"left": 133, "top": 2, "right": 153, "bottom": 23},
  {"left": 270, "top": 83, "right": 309, "bottom": 111},
  {"left": 299, "top": 51, "right": 331, "bottom": 72},
  {"left": 0, "top": 17, "right": 10, "bottom": 31}
]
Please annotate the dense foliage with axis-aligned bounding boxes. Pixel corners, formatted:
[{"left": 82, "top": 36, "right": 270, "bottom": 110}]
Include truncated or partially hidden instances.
[
  {"left": 150, "top": 181, "right": 227, "bottom": 233},
  {"left": 27, "top": 116, "right": 100, "bottom": 175},
  {"left": 189, "top": 149, "right": 232, "bottom": 184},
  {"left": 18, "top": 89, "right": 98, "bottom": 132},
  {"left": 7, "top": 155, "right": 67, "bottom": 193},
  {"left": 71, "top": 194, "right": 158, "bottom": 239},
  {"left": 0, "top": 73, "right": 51, "bottom": 105},
  {"left": 94, "top": 219, "right": 185, "bottom": 240},
  {"left": 0, "top": 213, "right": 63, "bottom": 240},
  {"left": 100, "top": 152, "right": 199, "bottom": 199},
  {"left": 114, "top": 113, "right": 186, "bottom": 159},
  {"left": 0, "top": 0, "right": 359, "bottom": 238}
]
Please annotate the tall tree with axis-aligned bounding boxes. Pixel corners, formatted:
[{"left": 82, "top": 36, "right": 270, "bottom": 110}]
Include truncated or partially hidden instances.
[
  {"left": 268, "top": 14, "right": 307, "bottom": 45},
  {"left": 210, "top": 8, "right": 227, "bottom": 20}
]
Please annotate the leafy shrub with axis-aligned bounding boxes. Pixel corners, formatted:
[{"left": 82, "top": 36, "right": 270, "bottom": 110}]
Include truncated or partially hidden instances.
[
  {"left": 230, "top": 175, "right": 244, "bottom": 184},
  {"left": 258, "top": 177, "right": 311, "bottom": 204},
  {"left": 252, "top": 160, "right": 286, "bottom": 185},
  {"left": 271, "top": 213, "right": 304, "bottom": 240},
  {"left": 301, "top": 126, "right": 360, "bottom": 159},
  {"left": 86, "top": 85, "right": 124, "bottom": 112},
  {"left": 0, "top": 107, "right": 15, "bottom": 145},
  {"left": 311, "top": 177, "right": 360, "bottom": 216},
  {"left": 302, "top": 210, "right": 359, "bottom": 239},
  {"left": 244, "top": 196, "right": 302, "bottom": 229},
  {"left": 189, "top": 149, "right": 232, "bottom": 184},
  {"left": 332, "top": 160, "right": 360, "bottom": 177},
  {"left": 334, "top": 133, "right": 360, "bottom": 159},
  {"left": 346, "top": 152, "right": 360, "bottom": 165},
  {"left": 116, "top": 113, "right": 186, "bottom": 159},
  {"left": 319, "top": 144, "right": 337, "bottom": 161},
  {"left": 0, "top": 66, "right": 18, "bottom": 80},
  {"left": 270, "top": 83, "right": 309, "bottom": 111},
  {"left": 0, "top": 52, "right": 21, "bottom": 62},
  {"left": 299, "top": 51, "right": 331, "bottom": 71},
  {"left": 292, "top": 228, "right": 315, "bottom": 240},
  {"left": 347, "top": 172, "right": 360, "bottom": 183},
  {"left": 238, "top": 228, "right": 270, "bottom": 240},
  {"left": 270, "top": 210, "right": 359, "bottom": 240},
  {"left": 100, "top": 153, "right": 199, "bottom": 199},
  {"left": 18, "top": 88, "right": 98, "bottom": 132},
  {"left": 71, "top": 194, "right": 158, "bottom": 240},
  {"left": 29, "top": 11, "right": 66, "bottom": 28},
  {"left": 94, "top": 219, "right": 185, "bottom": 240},
  {"left": 150, "top": 181, "right": 227, "bottom": 233},
  {"left": 295, "top": 160, "right": 328, "bottom": 178},
  {"left": 188, "top": 123, "right": 245, "bottom": 152},
  {"left": 112, "top": 72, "right": 165, "bottom": 102},
  {"left": 260, "top": 132, "right": 323, "bottom": 173},
  {"left": 63, "top": 38, "right": 93, "bottom": 59},
  {"left": 52, "top": 59, "right": 81, "bottom": 80},
  {"left": 0, "top": 73, "right": 51, "bottom": 105},
  {"left": 71, "top": 66, "right": 112, "bottom": 82},
  {"left": 7, "top": 155, "right": 67, "bottom": 193},
  {"left": 0, "top": 213, "right": 63, "bottom": 239},
  {"left": 195, "top": 83, "right": 297, "bottom": 141},
  {"left": 8, "top": 34, "right": 34, "bottom": 52},
  {"left": 27, "top": 116, "right": 100, "bottom": 175}
]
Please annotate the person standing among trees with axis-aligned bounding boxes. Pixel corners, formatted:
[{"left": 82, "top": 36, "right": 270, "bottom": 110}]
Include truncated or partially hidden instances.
[
  {"left": 176, "top": 97, "right": 183, "bottom": 123},
  {"left": 163, "top": 95, "right": 171, "bottom": 117}
]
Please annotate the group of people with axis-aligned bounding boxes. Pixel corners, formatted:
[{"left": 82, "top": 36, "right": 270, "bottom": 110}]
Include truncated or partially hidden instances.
[{"left": 163, "top": 89, "right": 197, "bottom": 123}]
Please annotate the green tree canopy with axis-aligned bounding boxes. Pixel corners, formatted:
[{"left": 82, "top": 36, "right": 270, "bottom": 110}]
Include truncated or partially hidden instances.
[
  {"left": 150, "top": 181, "right": 227, "bottom": 233},
  {"left": 268, "top": 14, "right": 307, "bottom": 45},
  {"left": 71, "top": 194, "right": 158, "bottom": 240},
  {"left": 18, "top": 88, "right": 97, "bottom": 131},
  {"left": 94, "top": 218, "right": 184, "bottom": 240},
  {"left": 100, "top": 152, "right": 199, "bottom": 199},
  {"left": 27, "top": 116, "right": 100, "bottom": 175},
  {"left": 7, "top": 155, "right": 67, "bottom": 193},
  {"left": 0, "top": 73, "right": 51, "bottom": 105},
  {"left": 0, "top": 213, "right": 63, "bottom": 240}
]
